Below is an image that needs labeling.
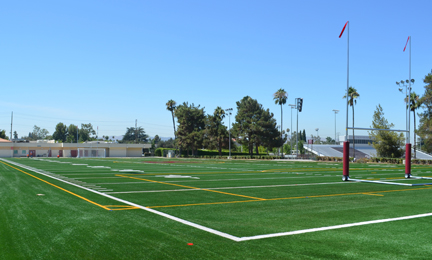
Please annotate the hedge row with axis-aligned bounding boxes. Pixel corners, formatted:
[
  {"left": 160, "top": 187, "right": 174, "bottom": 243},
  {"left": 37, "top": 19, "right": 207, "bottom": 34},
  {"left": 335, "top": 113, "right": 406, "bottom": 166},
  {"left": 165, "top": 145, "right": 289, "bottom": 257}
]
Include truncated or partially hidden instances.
[
  {"left": 195, "top": 155, "right": 283, "bottom": 159},
  {"left": 154, "top": 148, "right": 268, "bottom": 157}
]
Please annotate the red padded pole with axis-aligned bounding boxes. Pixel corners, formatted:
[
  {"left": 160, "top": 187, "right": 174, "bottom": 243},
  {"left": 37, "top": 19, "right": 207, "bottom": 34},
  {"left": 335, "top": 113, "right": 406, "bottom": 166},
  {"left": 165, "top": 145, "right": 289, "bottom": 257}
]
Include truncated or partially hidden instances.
[
  {"left": 343, "top": 141, "right": 349, "bottom": 181},
  {"left": 405, "top": 143, "right": 411, "bottom": 178}
]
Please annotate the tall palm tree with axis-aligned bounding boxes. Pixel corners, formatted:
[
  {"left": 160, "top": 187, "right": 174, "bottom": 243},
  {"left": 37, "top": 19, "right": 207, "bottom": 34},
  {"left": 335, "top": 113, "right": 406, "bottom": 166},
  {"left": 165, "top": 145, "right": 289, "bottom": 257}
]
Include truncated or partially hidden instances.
[
  {"left": 406, "top": 91, "right": 420, "bottom": 159},
  {"left": 273, "top": 88, "right": 288, "bottom": 157},
  {"left": 166, "top": 100, "right": 177, "bottom": 138},
  {"left": 214, "top": 106, "right": 225, "bottom": 120},
  {"left": 343, "top": 86, "right": 360, "bottom": 159}
]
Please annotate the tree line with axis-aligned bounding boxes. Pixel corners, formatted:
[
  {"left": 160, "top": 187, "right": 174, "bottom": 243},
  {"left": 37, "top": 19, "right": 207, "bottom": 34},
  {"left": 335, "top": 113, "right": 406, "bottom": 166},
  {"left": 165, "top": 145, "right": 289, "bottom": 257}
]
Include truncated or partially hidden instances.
[{"left": 166, "top": 96, "right": 287, "bottom": 156}]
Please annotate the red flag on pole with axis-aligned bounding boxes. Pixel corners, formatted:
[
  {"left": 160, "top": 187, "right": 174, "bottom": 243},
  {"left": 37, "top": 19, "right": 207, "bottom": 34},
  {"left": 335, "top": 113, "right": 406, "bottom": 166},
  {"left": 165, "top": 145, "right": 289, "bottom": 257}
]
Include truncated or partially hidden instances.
[
  {"left": 339, "top": 21, "right": 348, "bottom": 38},
  {"left": 403, "top": 36, "right": 410, "bottom": 52}
]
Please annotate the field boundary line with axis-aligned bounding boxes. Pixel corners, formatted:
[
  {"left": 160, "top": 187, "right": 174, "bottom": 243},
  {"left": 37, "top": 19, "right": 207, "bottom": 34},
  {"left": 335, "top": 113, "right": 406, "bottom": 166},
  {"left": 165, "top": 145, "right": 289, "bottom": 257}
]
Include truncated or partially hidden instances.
[
  {"left": 237, "top": 212, "right": 432, "bottom": 241},
  {"left": 0, "top": 160, "right": 111, "bottom": 211},
  {"left": 0, "top": 158, "right": 242, "bottom": 242},
  {"left": 4, "top": 158, "right": 432, "bottom": 242}
]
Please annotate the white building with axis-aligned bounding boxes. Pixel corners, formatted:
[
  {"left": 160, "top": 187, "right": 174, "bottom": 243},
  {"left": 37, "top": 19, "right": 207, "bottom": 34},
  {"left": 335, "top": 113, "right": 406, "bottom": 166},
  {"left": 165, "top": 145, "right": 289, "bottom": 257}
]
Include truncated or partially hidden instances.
[{"left": 0, "top": 138, "right": 151, "bottom": 158}]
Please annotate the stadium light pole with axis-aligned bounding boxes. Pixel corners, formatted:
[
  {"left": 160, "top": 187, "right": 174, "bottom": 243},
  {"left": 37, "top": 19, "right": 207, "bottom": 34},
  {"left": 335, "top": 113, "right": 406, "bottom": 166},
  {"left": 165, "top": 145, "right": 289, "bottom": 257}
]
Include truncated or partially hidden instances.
[
  {"left": 295, "top": 98, "right": 303, "bottom": 158},
  {"left": 333, "top": 110, "right": 339, "bottom": 144},
  {"left": 225, "top": 108, "right": 233, "bottom": 159},
  {"left": 289, "top": 104, "right": 296, "bottom": 156}
]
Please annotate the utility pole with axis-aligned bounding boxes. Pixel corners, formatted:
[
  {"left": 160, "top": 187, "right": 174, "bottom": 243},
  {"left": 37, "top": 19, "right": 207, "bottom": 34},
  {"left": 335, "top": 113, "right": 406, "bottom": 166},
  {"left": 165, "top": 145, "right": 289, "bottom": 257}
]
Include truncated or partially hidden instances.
[
  {"left": 135, "top": 119, "right": 138, "bottom": 144},
  {"left": 10, "top": 112, "right": 13, "bottom": 141}
]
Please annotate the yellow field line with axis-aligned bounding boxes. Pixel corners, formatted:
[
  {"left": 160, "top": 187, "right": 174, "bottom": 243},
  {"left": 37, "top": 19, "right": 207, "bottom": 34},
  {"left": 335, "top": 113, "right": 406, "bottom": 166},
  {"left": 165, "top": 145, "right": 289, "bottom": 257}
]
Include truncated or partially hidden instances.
[
  {"left": 362, "top": 193, "right": 384, "bottom": 196},
  {"left": 147, "top": 186, "right": 432, "bottom": 208},
  {"left": 1, "top": 161, "right": 111, "bottom": 210},
  {"left": 116, "top": 174, "right": 266, "bottom": 200},
  {"left": 148, "top": 200, "right": 261, "bottom": 209}
]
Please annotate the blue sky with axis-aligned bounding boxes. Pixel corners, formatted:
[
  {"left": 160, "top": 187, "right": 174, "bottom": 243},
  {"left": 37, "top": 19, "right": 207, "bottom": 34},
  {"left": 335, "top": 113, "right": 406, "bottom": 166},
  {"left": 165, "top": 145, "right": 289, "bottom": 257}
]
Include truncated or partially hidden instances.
[{"left": 0, "top": 0, "right": 431, "bottom": 142}]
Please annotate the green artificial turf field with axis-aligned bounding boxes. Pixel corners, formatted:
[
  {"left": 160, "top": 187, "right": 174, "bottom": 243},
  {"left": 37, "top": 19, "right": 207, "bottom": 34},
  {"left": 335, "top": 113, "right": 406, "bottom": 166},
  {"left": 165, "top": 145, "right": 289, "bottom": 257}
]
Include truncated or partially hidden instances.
[{"left": 1, "top": 157, "right": 432, "bottom": 259}]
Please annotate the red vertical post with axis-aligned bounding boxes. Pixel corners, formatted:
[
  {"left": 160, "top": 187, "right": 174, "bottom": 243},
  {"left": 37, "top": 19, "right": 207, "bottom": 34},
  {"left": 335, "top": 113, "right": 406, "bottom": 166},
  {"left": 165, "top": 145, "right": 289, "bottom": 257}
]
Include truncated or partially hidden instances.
[
  {"left": 343, "top": 141, "right": 349, "bottom": 181},
  {"left": 405, "top": 143, "right": 411, "bottom": 178}
]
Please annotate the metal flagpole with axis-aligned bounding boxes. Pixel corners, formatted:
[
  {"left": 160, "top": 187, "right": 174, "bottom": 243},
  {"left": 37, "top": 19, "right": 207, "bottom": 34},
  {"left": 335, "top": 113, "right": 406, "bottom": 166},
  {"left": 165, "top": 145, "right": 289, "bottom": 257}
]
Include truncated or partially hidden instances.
[
  {"left": 406, "top": 36, "right": 412, "bottom": 178},
  {"left": 296, "top": 98, "right": 299, "bottom": 159},
  {"left": 346, "top": 21, "right": 349, "bottom": 139},
  {"left": 343, "top": 21, "right": 350, "bottom": 181}
]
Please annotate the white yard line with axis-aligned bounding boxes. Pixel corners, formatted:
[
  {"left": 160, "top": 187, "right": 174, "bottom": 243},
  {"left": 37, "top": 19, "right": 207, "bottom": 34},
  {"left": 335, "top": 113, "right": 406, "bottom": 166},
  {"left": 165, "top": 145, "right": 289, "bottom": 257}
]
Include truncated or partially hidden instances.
[
  {"left": 237, "top": 213, "right": 432, "bottom": 241},
  {"left": 0, "top": 158, "right": 241, "bottom": 242},
  {"left": 3, "top": 157, "right": 431, "bottom": 243}
]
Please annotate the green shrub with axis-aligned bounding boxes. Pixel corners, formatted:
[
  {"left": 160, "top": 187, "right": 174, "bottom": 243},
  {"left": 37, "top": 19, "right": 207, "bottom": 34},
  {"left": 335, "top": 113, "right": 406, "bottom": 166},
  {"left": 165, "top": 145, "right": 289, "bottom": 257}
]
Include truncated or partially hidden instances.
[{"left": 154, "top": 148, "right": 162, "bottom": 157}]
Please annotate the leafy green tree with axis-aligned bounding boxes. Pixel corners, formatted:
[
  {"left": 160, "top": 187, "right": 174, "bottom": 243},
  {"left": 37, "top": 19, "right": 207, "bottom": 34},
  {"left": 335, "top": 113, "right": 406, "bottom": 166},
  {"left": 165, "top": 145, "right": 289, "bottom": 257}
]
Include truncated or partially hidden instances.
[
  {"left": 204, "top": 107, "right": 229, "bottom": 156},
  {"left": 66, "top": 124, "right": 78, "bottom": 143},
  {"left": 232, "top": 96, "right": 285, "bottom": 155},
  {"left": 418, "top": 72, "right": 432, "bottom": 153},
  {"left": 298, "top": 140, "right": 305, "bottom": 155},
  {"left": 53, "top": 122, "right": 68, "bottom": 142},
  {"left": 283, "top": 143, "right": 291, "bottom": 155},
  {"left": 325, "top": 137, "right": 334, "bottom": 144},
  {"left": 79, "top": 123, "right": 96, "bottom": 142},
  {"left": 259, "top": 107, "right": 285, "bottom": 154},
  {"left": 13, "top": 131, "right": 18, "bottom": 139},
  {"left": 302, "top": 129, "right": 306, "bottom": 141},
  {"left": 175, "top": 102, "right": 206, "bottom": 156},
  {"left": 273, "top": 88, "right": 288, "bottom": 156},
  {"left": 122, "top": 127, "right": 148, "bottom": 143},
  {"left": 343, "top": 86, "right": 360, "bottom": 158},
  {"left": 368, "top": 104, "right": 404, "bottom": 158},
  {"left": 0, "top": 129, "right": 8, "bottom": 139},
  {"left": 153, "top": 135, "right": 161, "bottom": 144},
  {"left": 158, "top": 138, "right": 175, "bottom": 148},
  {"left": 166, "top": 100, "right": 177, "bottom": 138},
  {"left": 28, "top": 125, "right": 49, "bottom": 140}
]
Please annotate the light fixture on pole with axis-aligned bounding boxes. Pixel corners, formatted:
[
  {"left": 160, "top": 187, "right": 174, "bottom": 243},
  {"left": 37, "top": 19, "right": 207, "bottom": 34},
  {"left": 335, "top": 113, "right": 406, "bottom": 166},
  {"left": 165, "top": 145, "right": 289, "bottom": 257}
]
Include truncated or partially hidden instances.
[
  {"left": 333, "top": 109, "right": 339, "bottom": 144},
  {"left": 225, "top": 108, "right": 233, "bottom": 159}
]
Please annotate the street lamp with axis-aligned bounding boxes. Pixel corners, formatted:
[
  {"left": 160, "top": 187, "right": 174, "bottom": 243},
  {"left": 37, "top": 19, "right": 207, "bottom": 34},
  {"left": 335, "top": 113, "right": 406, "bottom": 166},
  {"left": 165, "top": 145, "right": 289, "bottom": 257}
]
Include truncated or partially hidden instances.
[
  {"left": 225, "top": 108, "right": 233, "bottom": 159},
  {"left": 333, "top": 109, "right": 339, "bottom": 144},
  {"left": 315, "top": 128, "right": 319, "bottom": 156}
]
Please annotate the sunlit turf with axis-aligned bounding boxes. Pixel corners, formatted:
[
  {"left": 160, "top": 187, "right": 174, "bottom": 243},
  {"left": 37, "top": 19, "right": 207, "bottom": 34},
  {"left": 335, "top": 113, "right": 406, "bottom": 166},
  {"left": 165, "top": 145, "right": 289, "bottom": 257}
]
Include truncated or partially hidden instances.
[{"left": 1, "top": 157, "right": 432, "bottom": 259}]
